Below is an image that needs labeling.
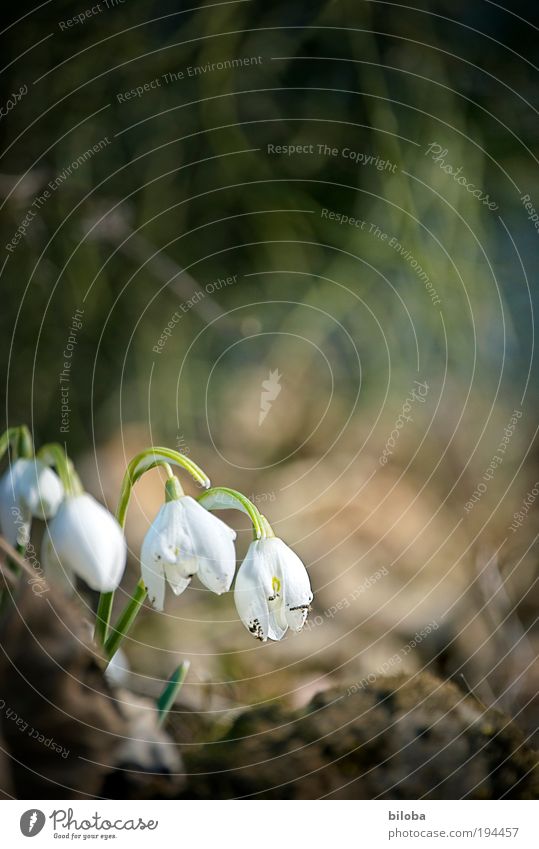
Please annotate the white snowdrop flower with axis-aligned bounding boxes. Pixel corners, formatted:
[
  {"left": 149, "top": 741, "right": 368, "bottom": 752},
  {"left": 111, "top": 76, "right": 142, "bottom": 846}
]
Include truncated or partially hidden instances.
[
  {"left": 234, "top": 537, "right": 313, "bottom": 641},
  {"left": 0, "top": 458, "right": 64, "bottom": 546},
  {"left": 0, "top": 460, "right": 30, "bottom": 546},
  {"left": 141, "top": 496, "right": 236, "bottom": 611},
  {"left": 18, "top": 459, "right": 64, "bottom": 519},
  {"left": 42, "top": 493, "right": 126, "bottom": 592}
]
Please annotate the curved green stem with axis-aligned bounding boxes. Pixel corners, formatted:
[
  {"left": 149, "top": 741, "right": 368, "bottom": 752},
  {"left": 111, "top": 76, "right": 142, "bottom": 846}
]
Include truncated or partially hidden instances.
[
  {"left": 198, "top": 486, "right": 266, "bottom": 539},
  {"left": 162, "top": 461, "right": 174, "bottom": 479},
  {"left": 259, "top": 515, "right": 275, "bottom": 538},
  {"left": 96, "top": 447, "right": 209, "bottom": 652},
  {"left": 37, "top": 443, "right": 82, "bottom": 496},
  {"left": 126, "top": 447, "right": 210, "bottom": 491},
  {"left": 116, "top": 447, "right": 210, "bottom": 528},
  {"left": 0, "top": 426, "right": 34, "bottom": 462},
  {"left": 96, "top": 467, "right": 169, "bottom": 648},
  {"left": 165, "top": 475, "right": 184, "bottom": 501}
]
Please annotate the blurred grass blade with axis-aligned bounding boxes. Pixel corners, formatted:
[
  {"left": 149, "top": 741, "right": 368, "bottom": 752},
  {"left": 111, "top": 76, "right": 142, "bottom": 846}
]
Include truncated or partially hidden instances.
[{"left": 157, "top": 661, "right": 190, "bottom": 725}]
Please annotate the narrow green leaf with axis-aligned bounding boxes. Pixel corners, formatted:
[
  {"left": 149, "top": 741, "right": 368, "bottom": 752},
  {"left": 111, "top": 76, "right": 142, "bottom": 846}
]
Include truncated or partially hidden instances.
[
  {"left": 104, "top": 579, "right": 148, "bottom": 660},
  {"left": 156, "top": 660, "right": 190, "bottom": 725}
]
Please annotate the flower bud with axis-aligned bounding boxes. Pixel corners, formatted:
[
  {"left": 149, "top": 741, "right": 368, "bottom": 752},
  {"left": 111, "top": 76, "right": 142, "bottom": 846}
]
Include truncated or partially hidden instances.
[
  {"left": 0, "top": 458, "right": 64, "bottom": 546},
  {"left": 42, "top": 493, "right": 126, "bottom": 592}
]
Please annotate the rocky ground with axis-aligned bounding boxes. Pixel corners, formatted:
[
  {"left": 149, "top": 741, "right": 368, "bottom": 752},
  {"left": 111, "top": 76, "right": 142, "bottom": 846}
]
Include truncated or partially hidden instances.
[{"left": 0, "top": 567, "right": 536, "bottom": 800}]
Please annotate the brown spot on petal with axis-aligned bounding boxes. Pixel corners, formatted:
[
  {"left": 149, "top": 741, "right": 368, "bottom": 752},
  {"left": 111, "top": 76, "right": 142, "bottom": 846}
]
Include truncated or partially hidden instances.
[{"left": 248, "top": 618, "right": 265, "bottom": 640}]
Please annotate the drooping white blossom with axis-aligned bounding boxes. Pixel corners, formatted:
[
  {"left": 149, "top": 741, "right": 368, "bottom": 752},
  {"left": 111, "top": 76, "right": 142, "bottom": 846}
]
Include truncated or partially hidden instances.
[
  {"left": 141, "top": 496, "right": 236, "bottom": 611},
  {"left": 42, "top": 493, "right": 126, "bottom": 592},
  {"left": 0, "top": 458, "right": 64, "bottom": 546},
  {"left": 234, "top": 537, "right": 313, "bottom": 641}
]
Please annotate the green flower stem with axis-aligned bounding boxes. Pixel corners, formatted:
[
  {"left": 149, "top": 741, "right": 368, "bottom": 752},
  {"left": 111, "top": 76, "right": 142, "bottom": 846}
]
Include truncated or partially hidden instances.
[
  {"left": 104, "top": 578, "right": 147, "bottom": 660},
  {"left": 37, "top": 443, "right": 82, "bottom": 496},
  {"left": 162, "top": 461, "right": 174, "bottom": 479},
  {"left": 95, "top": 469, "right": 165, "bottom": 647},
  {"left": 94, "top": 591, "right": 115, "bottom": 648},
  {"left": 165, "top": 475, "right": 184, "bottom": 501},
  {"left": 95, "top": 447, "right": 209, "bottom": 653},
  {"left": 96, "top": 461, "right": 172, "bottom": 647},
  {"left": 260, "top": 515, "right": 275, "bottom": 538},
  {"left": 156, "top": 661, "right": 190, "bottom": 726},
  {"left": 116, "top": 447, "right": 210, "bottom": 528},
  {"left": 198, "top": 486, "right": 266, "bottom": 539}
]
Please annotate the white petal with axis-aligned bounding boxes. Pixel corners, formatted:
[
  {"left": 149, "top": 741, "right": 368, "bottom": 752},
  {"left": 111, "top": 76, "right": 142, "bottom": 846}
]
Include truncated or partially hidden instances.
[
  {"left": 41, "top": 529, "right": 76, "bottom": 594},
  {"left": 139, "top": 502, "right": 189, "bottom": 608},
  {"left": 268, "top": 609, "right": 287, "bottom": 641},
  {"left": 105, "top": 649, "right": 130, "bottom": 687},
  {"left": 140, "top": 535, "right": 166, "bottom": 611},
  {"left": 0, "top": 460, "right": 31, "bottom": 545},
  {"left": 181, "top": 496, "right": 237, "bottom": 540},
  {"left": 18, "top": 460, "right": 64, "bottom": 519},
  {"left": 272, "top": 539, "right": 313, "bottom": 632},
  {"left": 148, "top": 497, "right": 236, "bottom": 595},
  {"left": 284, "top": 606, "right": 310, "bottom": 631},
  {"left": 164, "top": 561, "right": 192, "bottom": 597},
  {"left": 178, "top": 497, "right": 237, "bottom": 594},
  {"left": 257, "top": 538, "right": 312, "bottom": 633},
  {"left": 234, "top": 541, "right": 275, "bottom": 640},
  {"left": 195, "top": 538, "right": 236, "bottom": 594},
  {"left": 139, "top": 496, "right": 238, "bottom": 606},
  {"left": 198, "top": 558, "right": 236, "bottom": 594},
  {"left": 144, "top": 502, "right": 200, "bottom": 576},
  {"left": 46, "top": 494, "right": 126, "bottom": 592},
  {"left": 252, "top": 539, "right": 289, "bottom": 640}
]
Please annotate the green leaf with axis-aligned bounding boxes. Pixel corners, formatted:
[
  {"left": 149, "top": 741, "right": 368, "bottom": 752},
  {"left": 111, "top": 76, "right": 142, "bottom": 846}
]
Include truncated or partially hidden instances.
[{"left": 156, "top": 661, "right": 190, "bottom": 725}]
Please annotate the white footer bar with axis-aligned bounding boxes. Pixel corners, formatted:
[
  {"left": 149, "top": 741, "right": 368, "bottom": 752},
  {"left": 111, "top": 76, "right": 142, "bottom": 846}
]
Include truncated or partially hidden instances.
[{"left": 2, "top": 799, "right": 536, "bottom": 848}]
